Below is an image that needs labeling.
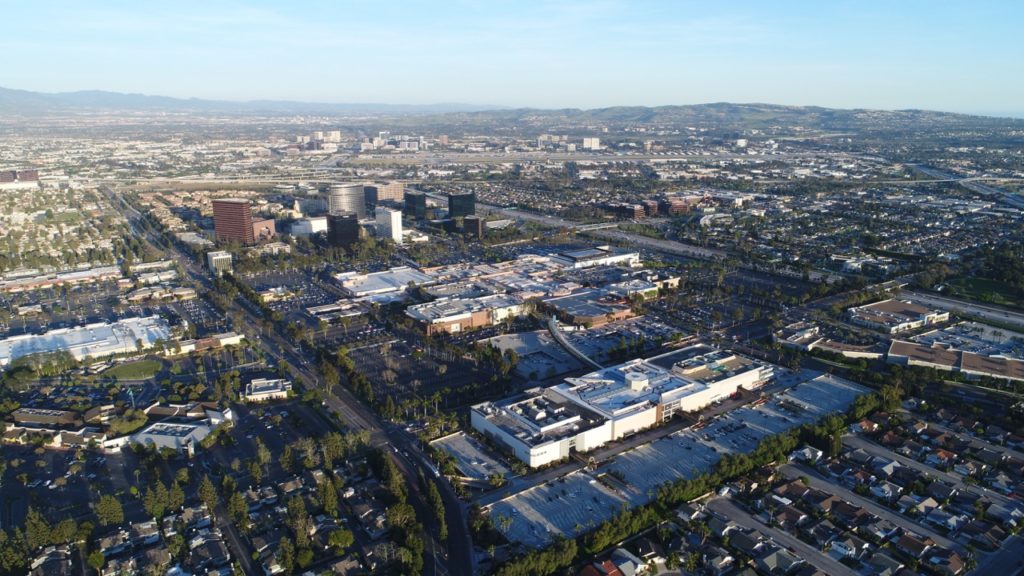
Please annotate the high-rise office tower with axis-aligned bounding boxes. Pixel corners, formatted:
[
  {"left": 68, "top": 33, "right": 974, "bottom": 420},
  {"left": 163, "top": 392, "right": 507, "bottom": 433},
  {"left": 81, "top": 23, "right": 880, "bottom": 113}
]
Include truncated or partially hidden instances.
[
  {"left": 328, "top": 184, "right": 366, "bottom": 219},
  {"left": 375, "top": 207, "right": 403, "bottom": 244},
  {"left": 212, "top": 199, "right": 256, "bottom": 245},
  {"left": 404, "top": 191, "right": 427, "bottom": 220},
  {"left": 327, "top": 213, "right": 362, "bottom": 247},
  {"left": 448, "top": 191, "right": 476, "bottom": 219}
]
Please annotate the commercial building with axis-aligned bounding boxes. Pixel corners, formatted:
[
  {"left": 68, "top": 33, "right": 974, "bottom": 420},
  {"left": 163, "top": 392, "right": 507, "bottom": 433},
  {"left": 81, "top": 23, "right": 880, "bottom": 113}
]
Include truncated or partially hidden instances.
[
  {"left": 448, "top": 191, "right": 476, "bottom": 218},
  {"left": 847, "top": 299, "right": 950, "bottom": 334},
  {"left": 328, "top": 184, "right": 366, "bottom": 218},
  {"left": 887, "top": 340, "right": 1024, "bottom": 383},
  {"left": 582, "top": 137, "right": 601, "bottom": 150},
  {"left": 463, "top": 215, "right": 485, "bottom": 239},
  {"left": 327, "top": 213, "right": 362, "bottom": 248},
  {"left": 404, "top": 191, "right": 428, "bottom": 220},
  {"left": 406, "top": 294, "right": 525, "bottom": 335},
  {"left": 0, "top": 316, "right": 172, "bottom": 367},
  {"left": 335, "top": 266, "right": 434, "bottom": 299},
  {"left": 542, "top": 289, "right": 634, "bottom": 327},
  {"left": 131, "top": 421, "right": 213, "bottom": 456},
  {"left": 206, "top": 251, "right": 232, "bottom": 277},
  {"left": 470, "top": 387, "right": 612, "bottom": 468},
  {"left": 472, "top": 345, "right": 774, "bottom": 467},
  {"left": 553, "top": 345, "right": 773, "bottom": 437},
  {"left": 243, "top": 378, "right": 292, "bottom": 402},
  {"left": 290, "top": 216, "right": 328, "bottom": 237},
  {"left": 375, "top": 207, "right": 403, "bottom": 244},
  {"left": 212, "top": 199, "right": 255, "bottom": 245},
  {"left": 550, "top": 246, "right": 641, "bottom": 269}
]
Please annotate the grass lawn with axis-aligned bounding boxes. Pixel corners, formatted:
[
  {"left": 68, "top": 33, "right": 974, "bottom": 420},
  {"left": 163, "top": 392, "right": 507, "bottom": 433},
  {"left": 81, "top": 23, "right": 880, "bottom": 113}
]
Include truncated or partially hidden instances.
[
  {"left": 102, "top": 359, "right": 163, "bottom": 380},
  {"left": 947, "top": 277, "right": 1023, "bottom": 309}
]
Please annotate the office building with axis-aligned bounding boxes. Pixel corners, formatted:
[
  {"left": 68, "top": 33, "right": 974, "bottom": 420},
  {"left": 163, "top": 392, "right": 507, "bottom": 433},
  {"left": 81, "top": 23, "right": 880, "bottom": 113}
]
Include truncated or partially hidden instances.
[
  {"left": 328, "top": 184, "right": 366, "bottom": 218},
  {"left": 290, "top": 216, "right": 328, "bottom": 237},
  {"left": 378, "top": 181, "right": 405, "bottom": 202},
  {"left": 448, "top": 191, "right": 475, "bottom": 218},
  {"left": 251, "top": 218, "right": 276, "bottom": 242},
  {"left": 583, "top": 137, "right": 601, "bottom": 150},
  {"left": 375, "top": 207, "right": 403, "bottom": 244},
  {"left": 327, "top": 213, "right": 362, "bottom": 248},
  {"left": 243, "top": 378, "right": 293, "bottom": 402},
  {"left": 404, "top": 190, "right": 428, "bottom": 220},
  {"left": 212, "top": 199, "right": 255, "bottom": 245},
  {"left": 206, "top": 251, "right": 233, "bottom": 277},
  {"left": 463, "top": 215, "right": 485, "bottom": 239}
]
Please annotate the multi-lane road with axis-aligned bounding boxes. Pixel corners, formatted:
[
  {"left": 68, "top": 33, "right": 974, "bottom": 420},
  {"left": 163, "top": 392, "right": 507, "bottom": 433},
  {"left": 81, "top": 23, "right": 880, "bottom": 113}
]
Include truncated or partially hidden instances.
[{"left": 104, "top": 182, "right": 474, "bottom": 576}]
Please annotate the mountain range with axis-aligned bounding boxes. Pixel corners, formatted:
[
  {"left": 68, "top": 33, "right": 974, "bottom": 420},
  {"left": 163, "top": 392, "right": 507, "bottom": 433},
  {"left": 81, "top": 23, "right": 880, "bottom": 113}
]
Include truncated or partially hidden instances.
[{"left": 1, "top": 86, "right": 1020, "bottom": 133}]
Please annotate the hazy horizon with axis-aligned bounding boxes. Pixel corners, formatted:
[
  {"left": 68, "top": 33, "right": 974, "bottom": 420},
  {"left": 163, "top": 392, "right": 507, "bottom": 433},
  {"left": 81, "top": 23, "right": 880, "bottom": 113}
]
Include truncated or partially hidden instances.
[{"left": 2, "top": 1, "right": 1022, "bottom": 118}]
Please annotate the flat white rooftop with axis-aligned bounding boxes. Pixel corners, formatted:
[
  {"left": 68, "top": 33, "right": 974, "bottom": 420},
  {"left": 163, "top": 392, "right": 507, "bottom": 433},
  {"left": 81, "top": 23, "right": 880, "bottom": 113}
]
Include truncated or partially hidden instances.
[{"left": 0, "top": 316, "right": 171, "bottom": 366}]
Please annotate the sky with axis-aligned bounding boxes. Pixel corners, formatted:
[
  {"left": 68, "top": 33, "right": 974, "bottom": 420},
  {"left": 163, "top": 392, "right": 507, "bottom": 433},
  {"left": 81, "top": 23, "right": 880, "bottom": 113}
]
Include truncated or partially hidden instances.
[{"left": 1, "top": 0, "right": 1022, "bottom": 116}]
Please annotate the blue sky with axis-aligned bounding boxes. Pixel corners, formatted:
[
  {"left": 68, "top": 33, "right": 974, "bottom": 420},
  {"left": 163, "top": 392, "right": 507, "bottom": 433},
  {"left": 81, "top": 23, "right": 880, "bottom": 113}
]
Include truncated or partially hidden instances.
[{"left": 1, "top": 1, "right": 1021, "bottom": 115}]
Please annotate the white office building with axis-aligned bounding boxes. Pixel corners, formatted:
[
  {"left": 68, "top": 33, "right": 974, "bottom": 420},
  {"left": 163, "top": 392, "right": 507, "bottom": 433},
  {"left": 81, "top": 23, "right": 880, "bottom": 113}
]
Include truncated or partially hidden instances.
[{"left": 375, "top": 207, "right": 403, "bottom": 244}]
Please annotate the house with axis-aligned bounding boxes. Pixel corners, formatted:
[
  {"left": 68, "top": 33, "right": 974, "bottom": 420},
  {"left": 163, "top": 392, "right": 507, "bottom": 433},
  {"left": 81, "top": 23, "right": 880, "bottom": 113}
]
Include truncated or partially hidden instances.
[
  {"left": 870, "top": 481, "right": 902, "bottom": 502},
  {"left": 953, "top": 460, "right": 984, "bottom": 477},
  {"left": 865, "top": 551, "right": 904, "bottom": 576},
  {"left": 754, "top": 548, "right": 804, "bottom": 575},
  {"left": 894, "top": 533, "right": 934, "bottom": 559},
  {"left": 188, "top": 533, "right": 231, "bottom": 570},
  {"left": 927, "top": 482, "right": 958, "bottom": 503},
  {"left": 914, "top": 497, "right": 941, "bottom": 516},
  {"left": 703, "top": 547, "right": 734, "bottom": 576},
  {"left": 580, "top": 559, "right": 625, "bottom": 576},
  {"left": 985, "top": 501, "right": 1024, "bottom": 527},
  {"left": 925, "top": 449, "right": 958, "bottom": 468},
  {"left": 610, "top": 547, "right": 647, "bottom": 576},
  {"left": 830, "top": 533, "right": 870, "bottom": 560},
  {"left": 676, "top": 502, "right": 704, "bottom": 522},
  {"left": 633, "top": 537, "right": 664, "bottom": 563},
  {"left": 924, "top": 508, "right": 966, "bottom": 532},
  {"left": 789, "top": 445, "right": 823, "bottom": 463},
  {"left": 729, "top": 530, "right": 767, "bottom": 558},
  {"left": 708, "top": 515, "right": 738, "bottom": 538},
  {"left": 774, "top": 480, "right": 811, "bottom": 501},
  {"left": 831, "top": 501, "right": 870, "bottom": 528},
  {"left": 858, "top": 516, "right": 901, "bottom": 542},
  {"left": 804, "top": 519, "right": 841, "bottom": 548},
  {"left": 802, "top": 489, "right": 840, "bottom": 514},
  {"left": 129, "top": 520, "right": 161, "bottom": 547},
  {"left": 29, "top": 545, "right": 73, "bottom": 576},
  {"left": 870, "top": 458, "right": 900, "bottom": 479},
  {"left": 772, "top": 505, "right": 809, "bottom": 530},
  {"left": 927, "top": 549, "right": 966, "bottom": 576},
  {"left": 960, "top": 520, "right": 1007, "bottom": 550},
  {"left": 98, "top": 531, "right": 131, "bottom": 557}
]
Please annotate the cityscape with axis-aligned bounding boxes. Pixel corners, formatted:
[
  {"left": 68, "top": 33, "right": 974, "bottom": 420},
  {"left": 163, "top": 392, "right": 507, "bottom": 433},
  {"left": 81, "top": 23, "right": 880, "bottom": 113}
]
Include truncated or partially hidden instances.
[{"left": 1, "top": 3, "right": 1024, "bottom": 576}]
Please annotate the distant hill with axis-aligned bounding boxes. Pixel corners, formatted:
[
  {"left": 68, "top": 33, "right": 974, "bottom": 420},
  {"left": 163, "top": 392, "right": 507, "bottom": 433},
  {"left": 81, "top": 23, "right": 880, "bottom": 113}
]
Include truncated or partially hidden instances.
[
  {"left": 0, "top": 86, "right": 1020, "bottom": 133},
  {"left": 0, "top": 86, "right": 506, "bottom": 116}
]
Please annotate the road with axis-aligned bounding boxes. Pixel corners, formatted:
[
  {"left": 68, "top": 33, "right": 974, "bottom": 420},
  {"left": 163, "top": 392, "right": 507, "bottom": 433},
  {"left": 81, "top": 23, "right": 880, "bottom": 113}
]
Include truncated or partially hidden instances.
[
  {"left": 779, "top": 463, "right": 963, "bottom": 553},
  {"left": 902, "top": 290, "right": 1024, "bottom": 330},
  {"left": 103, "top": 182, "right": 474, "bottom": 576},
  {"left": 974, "top": 534, "right": 1024, "bottom": 576},
  {"left": 706, "top": 497, "right": 860, "bottom": 576},
  {"left": 843, "top": 436, "right": 1017, "bottom": 510}
]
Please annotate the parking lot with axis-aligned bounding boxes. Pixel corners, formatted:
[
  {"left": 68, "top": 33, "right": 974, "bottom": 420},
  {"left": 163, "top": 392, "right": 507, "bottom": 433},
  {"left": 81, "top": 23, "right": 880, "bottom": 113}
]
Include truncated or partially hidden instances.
[
  {"left": 586, "top": 373, "right": 871, "bottom": 510},
  {"left": 488, "top": 470, "right": 626, "bottom": 548},
  {"left": 431, "top": 432, "right": 512, "bottom": 482}
]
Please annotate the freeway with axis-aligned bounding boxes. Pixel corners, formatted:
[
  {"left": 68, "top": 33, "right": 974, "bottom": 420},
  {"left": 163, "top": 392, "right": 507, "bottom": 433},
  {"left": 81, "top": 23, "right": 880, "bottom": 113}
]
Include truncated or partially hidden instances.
[
  {"left": 913, "top": 164, "right": 1024, "bottom": 210},
  {"left": 103, "top": 182, "right": 475, "bottom": 576},
  {"left": 902, "top": 290, "right": 1024, "bottom": 331}
]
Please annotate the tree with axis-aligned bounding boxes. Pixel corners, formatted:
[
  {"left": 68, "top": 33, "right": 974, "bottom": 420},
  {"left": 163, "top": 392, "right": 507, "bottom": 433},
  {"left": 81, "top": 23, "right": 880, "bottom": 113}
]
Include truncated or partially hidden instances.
[
  {"left": 328, "top": 528, "right": 354, "bottom": 553},
  {"left": 278, "top": 537, "right": 295, "bottom": 575},
  {"left": 87, "top": 550, "right": 106, "bottom": 571},
  {"left": 319, "top": 477, "right": 339, "bottom": 518},
  {"left": 168, "top": 482, "right": 185, "bottom": 511},
  {"left": 227, "top": 492, "right": 248, "bottom": 530},
  {"left": 199, "top": 475, "right": 218, "bottom": 511},
  {"left": 96, "top": 495, "right": 124, "bottom": 527},
  {"left": 24, "top": 507, "right": 50, "bottom": 550}
]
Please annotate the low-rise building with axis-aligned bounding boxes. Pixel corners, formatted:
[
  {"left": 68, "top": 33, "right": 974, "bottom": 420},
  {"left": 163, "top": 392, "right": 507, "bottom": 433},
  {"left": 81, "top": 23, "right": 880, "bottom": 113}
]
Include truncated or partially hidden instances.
[
  {"left": 847, "top": 299, "right": 949, "bottom": 334},
  {"left": 243, "top": 378, "right": 292, "bottom": 402}
]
